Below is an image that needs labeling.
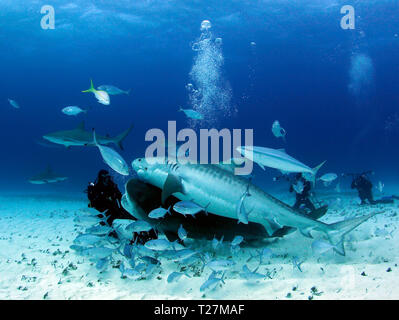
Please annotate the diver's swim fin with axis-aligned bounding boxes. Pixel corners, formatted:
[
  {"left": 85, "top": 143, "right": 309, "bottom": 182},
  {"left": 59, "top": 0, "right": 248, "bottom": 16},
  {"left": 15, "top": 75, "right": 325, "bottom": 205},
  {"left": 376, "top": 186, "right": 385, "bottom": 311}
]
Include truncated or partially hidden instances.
[{"left": 162, "top": 173, "right": 185, "bottom": 204}]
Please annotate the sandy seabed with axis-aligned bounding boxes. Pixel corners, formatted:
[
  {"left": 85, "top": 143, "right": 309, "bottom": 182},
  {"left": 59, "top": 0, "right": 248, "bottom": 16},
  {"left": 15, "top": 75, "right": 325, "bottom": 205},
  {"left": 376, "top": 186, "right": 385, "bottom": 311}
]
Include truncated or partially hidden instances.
[{"left": 0, "top": 190, "right": 398, "bottom": 300}]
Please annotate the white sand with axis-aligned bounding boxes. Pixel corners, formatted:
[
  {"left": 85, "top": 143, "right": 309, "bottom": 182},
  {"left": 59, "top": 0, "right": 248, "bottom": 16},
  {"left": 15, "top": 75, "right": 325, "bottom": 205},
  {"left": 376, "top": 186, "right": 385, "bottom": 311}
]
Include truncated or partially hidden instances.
[{"left": 0, "top": 191, "right": 398, "bottom": 300}]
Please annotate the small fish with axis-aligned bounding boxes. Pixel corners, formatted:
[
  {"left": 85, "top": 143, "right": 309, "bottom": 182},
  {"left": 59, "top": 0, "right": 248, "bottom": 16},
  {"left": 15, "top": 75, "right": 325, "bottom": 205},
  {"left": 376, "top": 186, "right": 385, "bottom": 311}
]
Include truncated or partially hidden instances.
[
  {"left": 292, "top": 256, "right": 304, "bottom": 272},
  {"left": 319, "top": 173, "right": 338, "bottom": 183},
  {"left": 82, "top": 79, "right": 110, "bottom": 105},
  {"left": 178, "top": 224, "right": 187, "bottom": 241},
  {"left": 172, "top": 249, "right": 197, "bottom": 262},
  {"left": 126, "top": 220, "right": 153, "bottom": 233},
  {"left": 148, "top": 206, "right": 171, "bottom": 219},
  {"left": 179, "top": 107, "right": 204, "bottom": 120},
  {"left": 140, "top": 256, "right": 161, "bottom": 265},
  {"left": 81, "top": 247, "right": 114, "bottom": 259},
  {"left": 200, "top": 271, "right": 226, "bottom": 292},
  {"left": 97, "top": 85, "right": 131, "bottom": 95},
  {"left": 271, "top": 120, "right": 286, "bottom": 141},
  {"left": 236, "top": 185, "right": 251, "bottom": 224},
  {"left": 8, "top": 98, "right": 20, "bottom": 109},
  {"left": 212, "top": 235, "right": 224, "bottom": 250},
  {"left": 167, "top": 272, "right": 191, "bottom": 283},
  {"left": 311, "top": 239, "right": 335, "bottom": 255},
  {"left": 240, "top": 264, "right": 267, "bottom": 281},
  {"left": 119, "top": 263, "right": 141, "bottom": 280},
  {"left": 231, "top": 235, "right": 244, "bottom": 247},
  {"left": 73, "top": 234, "right": 107, "bottom": 246},
  {"left": 62, "top": 106, "right": 87, "bottom": 116},
  {"left": 73, "top": 215, "right": 106, "bottom": 226},
  {"left": 247, "top": 248, "right": 273, "bottom": 264},
  {"left": 374, "top": 227, "right": 393, "bottom": 238},
  {"left": 144, "top": 239, "right": 174, "bottom": 251},
  {"left": 85, "top": 225, "right": 113, "bottom": 235},
  {"left": 173, "top": 201, "right": 208, "bottom": 217},
  {"left": 206, "top": 259, "right": 235, "bottom": 272},
  {"left": 93, "top": 130, "right": 129, "bottom": 176},
  {"left": 95, "top": 258, "right": 108, "bottom": 271}
]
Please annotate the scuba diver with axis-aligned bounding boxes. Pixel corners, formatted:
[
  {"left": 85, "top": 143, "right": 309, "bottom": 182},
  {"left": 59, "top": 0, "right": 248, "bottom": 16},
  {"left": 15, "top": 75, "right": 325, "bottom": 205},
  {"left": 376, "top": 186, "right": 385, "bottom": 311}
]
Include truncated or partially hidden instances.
[
  {"left": 86, "top": 170, "right": 157, "bottom": 244},
  {"left": 345, "top": 171, "right": 395, "bottom": 205},
  {"left": 289, "top": 173, "right": 316, "bottom": 213}
]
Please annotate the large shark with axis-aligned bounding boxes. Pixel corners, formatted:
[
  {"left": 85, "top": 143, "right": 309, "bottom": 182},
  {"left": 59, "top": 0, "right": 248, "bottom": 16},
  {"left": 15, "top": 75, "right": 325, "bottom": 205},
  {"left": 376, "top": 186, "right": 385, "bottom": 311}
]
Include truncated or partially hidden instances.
[
  {"left": 29, "top": 166, "right": 68, "bottom": 184},
  {"left": 43, "top": 122, "right": 133, "bottom": 150},
  {"left": 131, "top": 157, "right": 381, "bottom": 255}
]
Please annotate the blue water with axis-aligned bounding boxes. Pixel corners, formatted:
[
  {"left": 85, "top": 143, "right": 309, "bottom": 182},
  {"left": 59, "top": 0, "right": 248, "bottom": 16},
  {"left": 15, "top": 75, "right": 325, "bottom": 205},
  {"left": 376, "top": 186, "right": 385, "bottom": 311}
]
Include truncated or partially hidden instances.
[{"left": 1, "top": 0, "right": 399, "bottom": 193}]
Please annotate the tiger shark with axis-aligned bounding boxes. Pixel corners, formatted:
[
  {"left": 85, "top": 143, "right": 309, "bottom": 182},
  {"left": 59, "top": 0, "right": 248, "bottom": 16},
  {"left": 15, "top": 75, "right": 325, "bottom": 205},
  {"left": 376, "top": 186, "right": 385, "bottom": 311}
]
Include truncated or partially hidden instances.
[
  {"left": 42, "top": 122, "right": 133, "bottom": 150},
  {"left": 29, "top": 166, "right": 68, "bottom": 184},
  {"left": 131, "top": 157, "right": 381, "bottom": 256}
]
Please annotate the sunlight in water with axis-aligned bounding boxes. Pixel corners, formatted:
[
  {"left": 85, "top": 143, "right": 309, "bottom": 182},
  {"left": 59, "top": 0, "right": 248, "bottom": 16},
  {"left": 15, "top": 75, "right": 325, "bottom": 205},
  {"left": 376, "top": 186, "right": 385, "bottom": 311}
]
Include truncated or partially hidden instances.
[{"left": 348, "top": 53, "right": 374, "bottom": 98}]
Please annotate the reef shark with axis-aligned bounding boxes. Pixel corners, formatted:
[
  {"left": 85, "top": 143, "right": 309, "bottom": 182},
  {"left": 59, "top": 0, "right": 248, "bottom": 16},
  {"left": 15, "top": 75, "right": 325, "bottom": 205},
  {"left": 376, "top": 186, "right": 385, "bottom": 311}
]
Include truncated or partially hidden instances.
[
  {"left": 43, "top": 121, "right": 133, "bottom": 150},
  {"left": 131, "top": 157, "right": 381, "bottom": 255},
  {"left": 29, "top": 166, "right": 68, "bottom": 184}
]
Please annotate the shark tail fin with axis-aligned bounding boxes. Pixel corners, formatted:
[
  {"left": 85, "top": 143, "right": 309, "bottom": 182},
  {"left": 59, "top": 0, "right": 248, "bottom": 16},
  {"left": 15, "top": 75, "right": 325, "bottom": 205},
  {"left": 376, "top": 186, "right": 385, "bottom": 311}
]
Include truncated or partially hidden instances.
[
  {"left": 82, "top": 79, "right": 95, "bottom": 93},
  {"left": 325, "top": 210, "right": 383, "bottom": 256},
  {"left": 114, "top": 124, "right": 133, "bottom": 150},
  {"left": 311, "top": 160, "right": 326, "bottom": 185}
]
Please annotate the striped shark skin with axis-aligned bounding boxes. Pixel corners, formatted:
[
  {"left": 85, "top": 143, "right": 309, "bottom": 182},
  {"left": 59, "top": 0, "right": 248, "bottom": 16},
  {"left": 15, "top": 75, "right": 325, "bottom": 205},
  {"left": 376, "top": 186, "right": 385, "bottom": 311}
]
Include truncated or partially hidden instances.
[{"left": 131, "top": 157, "right": 381, "bottom": 256}]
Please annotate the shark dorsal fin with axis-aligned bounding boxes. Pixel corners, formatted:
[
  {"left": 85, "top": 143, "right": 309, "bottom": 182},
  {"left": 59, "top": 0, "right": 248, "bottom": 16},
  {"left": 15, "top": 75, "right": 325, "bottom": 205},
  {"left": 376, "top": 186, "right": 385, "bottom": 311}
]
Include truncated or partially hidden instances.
[{"left": 76, "top": 121, "right": 85, "bottom": 130}]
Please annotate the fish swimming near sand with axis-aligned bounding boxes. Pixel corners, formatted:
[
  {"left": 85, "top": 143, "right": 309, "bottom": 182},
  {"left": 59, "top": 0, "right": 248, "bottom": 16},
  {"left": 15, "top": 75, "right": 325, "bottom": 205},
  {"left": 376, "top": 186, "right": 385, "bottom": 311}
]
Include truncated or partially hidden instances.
[
  {"left": 132, "top": 157, "right": 381, "bottom": 256},
  {"left": 167, "top": 271, "right": 191, "bottom": 283},
  {"left": 200, "top": 271, "right": 226, "bottom": 292},
  {"left": 43, "top": 121, "right": 133, "bottom": 150},
  {"left": 97, "top": 85, "right": 131, "bottom": 95},
  {"left": 236, "top": 146, "right": 325, "bottom": 184},
  {"left": 92, "top": 130, "right": 130, "bottom": 176},
  {"left": 82, "top": 79, "right": 110, "bottom": 105},
  {"left": 28, "top": 166, "right": 68, "bottom": 184}
]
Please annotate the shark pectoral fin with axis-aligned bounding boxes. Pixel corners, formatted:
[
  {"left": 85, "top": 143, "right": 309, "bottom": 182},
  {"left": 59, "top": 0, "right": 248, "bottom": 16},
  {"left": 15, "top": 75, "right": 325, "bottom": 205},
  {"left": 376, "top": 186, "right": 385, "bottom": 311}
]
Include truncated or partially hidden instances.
[
  {"left": 262, "top": 219, "right": 281, "bottom": 237},
  {"left": 299, "top": 227, "right": 313, "bottom": 239},
  {"left": 162, "top": 173, "right": 184, "bottom": 204},
  {"left": 258, "top": 163, "right": 266, "bottom": 170}
]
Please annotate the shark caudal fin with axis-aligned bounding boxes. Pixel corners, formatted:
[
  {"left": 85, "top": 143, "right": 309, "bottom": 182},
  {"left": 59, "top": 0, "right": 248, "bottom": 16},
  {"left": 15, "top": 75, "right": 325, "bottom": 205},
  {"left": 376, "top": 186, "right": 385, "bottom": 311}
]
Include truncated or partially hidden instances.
[
  {"left": 325, "top": 210, "right": 383, "bottom": 256},
  {"left": 82, "top": 79, "right": 96, "bottom": 93},
  {"left": 309, "top": 160, "right": 326, "bottom": 185},
  {"left": 114, "top": 124, "right": 133, "bottom": 150}
]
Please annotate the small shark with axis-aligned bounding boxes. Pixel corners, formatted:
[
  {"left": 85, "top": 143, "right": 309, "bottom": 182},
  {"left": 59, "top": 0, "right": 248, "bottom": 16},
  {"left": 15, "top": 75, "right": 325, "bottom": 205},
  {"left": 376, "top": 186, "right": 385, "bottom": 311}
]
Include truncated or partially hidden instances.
[
  {"left": 42, "top": 121, "right": 133, "bottom": 150},
  {"left": 131, "top": 157, "right": 381, "bottom": 256},
  {"left": 29, "top": 166, "right": 68, "bottom": 184}
]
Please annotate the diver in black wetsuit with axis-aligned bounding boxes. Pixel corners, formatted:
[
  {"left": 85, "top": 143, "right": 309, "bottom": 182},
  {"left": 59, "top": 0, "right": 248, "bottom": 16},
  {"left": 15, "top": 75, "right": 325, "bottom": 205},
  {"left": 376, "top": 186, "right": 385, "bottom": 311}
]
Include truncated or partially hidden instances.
[
  {"left": 86, "top": 170, "right": 157, "bottom": 244},
  {"left": 289, "top": 173, "right": 316, "bottom": 212},
  {"left": 350, "top": 173, "right": 394, "bottom": 205}
]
